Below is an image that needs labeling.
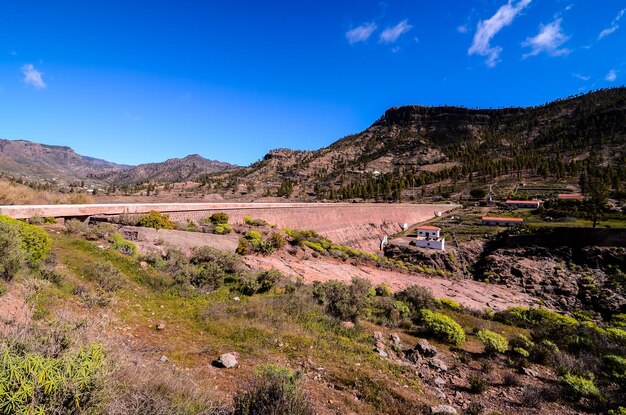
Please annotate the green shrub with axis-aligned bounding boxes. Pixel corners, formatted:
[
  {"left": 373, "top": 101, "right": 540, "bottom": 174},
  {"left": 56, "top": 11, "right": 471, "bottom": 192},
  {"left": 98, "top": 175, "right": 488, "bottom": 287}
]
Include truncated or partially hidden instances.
[
  {"left": 561, "top": 373, "right": 600, "bottom": 400},
  {"left": 270, "top": 232, "right": 286, "bottom": 249},
  {"left": 245, "top": 230, "right": 263, "bottom": 244},
  {"left": 191, "top": 246, "right": 244, "bottom": 274},
  {"left": 244, "top": 216, "right": 267, "bottom": 226},
  {"left": 438, "top": 298, "right": 462, "bottom": 311},
  {"left": 85, "top": 222, "right": 117, "bottom": 240},
  {"left": 255, "top": 269, "right": 285, "bottom": 293},
  {"left": 214, "top": 223, "right": 233, "bottom": 234},
  {"left": 233, "top": 365, "right": 312, "bottom": 415},
  {"left": 28, "top": 215, "right": 44, "bottom": 225},
  {"left": 208, "top": 212, "right": 229, "bottom": 225},
  {"left": 509, "top": 334, "right": 534, "bottom": 350},
  {"left": 0, "top": 281, "right": 6, "bottom": 297},
  {"left": 375, "top": 283, "right": 393, "bottom": 297},
  {"left": 312, "top": 277, "right": 372, "bottom": 322},
  {"left": 87, "top": 262, "right": 125, "bottom": 292},
  {"left": 513, "top": 347, "right": 530, "bottom": 357},
  {"left": 477, "top": 329, "right": 509, "bottom": 354},
  {"left": 0, "top": 215, "right": 51, "bottom": 266},
  {"left": 138, "top": 211, "right": 175, "bottom": 230},
  {"left": 110, "top": 233, "right": 137, "bottom": 255},
  {"left": 611, "top": 314, "right": 626, "bottom": 328},
  {"left": 494, "top": 306, "right": 577, "bottom": 328},
  {"left": 468, "top": 374, "right": 488, "bottom": 394},
  {"left": 64, "top": 218, "right": 89, "bottom": 234},
  {"left": 395, "top": 285, "right": 436, "bottom": 316},
  {"left": 608, "top": 407, "right": 626, "bottom": 415},
  {"left": 0, "top": 343, "right": 104, "bottom": 414},
  {"left": 419, "top": 309, "right": 466, "bottom": 345},
  {"left": 43, "top": 217, "right": 57, "bottom": 224},
  {"left": 302, "top": 240, "right": 325, "bottom": 254},
  {"left": 181, "top": 263, "right": 226, "bottom": 292},
  {"left": 237, "top": 238, "right": 250, "bottom": 255},
  {"left": 0, "top": 221, "right": 26, "bottom": 281}
]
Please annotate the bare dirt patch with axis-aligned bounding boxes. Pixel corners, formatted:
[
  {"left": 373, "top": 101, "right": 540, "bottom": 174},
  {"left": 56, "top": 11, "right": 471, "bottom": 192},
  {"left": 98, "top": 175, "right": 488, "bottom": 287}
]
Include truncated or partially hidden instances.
[{"left": 245, "top": 252, "right": 538, "bottom": 311}]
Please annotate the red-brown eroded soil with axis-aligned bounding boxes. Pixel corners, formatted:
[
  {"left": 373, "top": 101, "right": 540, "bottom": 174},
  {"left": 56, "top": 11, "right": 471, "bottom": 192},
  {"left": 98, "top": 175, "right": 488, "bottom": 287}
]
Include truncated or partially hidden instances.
[{"left": 245, "top": 252, "right": 538, "bottom": 311}]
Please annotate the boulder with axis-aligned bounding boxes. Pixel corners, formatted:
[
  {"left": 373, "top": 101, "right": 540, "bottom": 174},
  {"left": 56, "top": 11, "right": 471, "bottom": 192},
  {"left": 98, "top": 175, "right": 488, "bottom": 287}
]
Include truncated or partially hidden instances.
[
  {"left": 429, "top": 358, "right": 448, "bottom": 372},
  {"left": 416, "top": 339, "right": 438, "bottom": 357},
  {"left": 390, "top": 333, "right": 401, "bottom": 345},
  {"left": 156, "top": 322, "right": 165, "bottom": 330},
  {"left": 216, "top": 353, "right": 238, "bottom": 368},
  {"left": 431, "top": 405, "right": 457, "bottom": 414}
]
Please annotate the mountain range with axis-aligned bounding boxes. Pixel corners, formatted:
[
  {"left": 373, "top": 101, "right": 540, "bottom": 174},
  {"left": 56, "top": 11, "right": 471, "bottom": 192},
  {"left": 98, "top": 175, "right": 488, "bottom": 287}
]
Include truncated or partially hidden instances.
[{"left": 1, "top": 87, "right": 625, "bottom": 193}]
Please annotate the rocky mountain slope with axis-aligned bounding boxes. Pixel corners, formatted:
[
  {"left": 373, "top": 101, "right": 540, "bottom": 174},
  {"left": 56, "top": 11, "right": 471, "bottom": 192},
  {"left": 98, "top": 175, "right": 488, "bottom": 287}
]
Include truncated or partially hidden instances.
[
  {"left": 95, "top": 154, "right": 238, "bottom": 185},
  {"left": 0, "top": 139, "right": 237, "bottom": 186},
  {"left": 229, "top": 87, "right": 626, "bottom": 198},
  {"left": 0, "top": 139, "right": 128, "bottom": 183}
]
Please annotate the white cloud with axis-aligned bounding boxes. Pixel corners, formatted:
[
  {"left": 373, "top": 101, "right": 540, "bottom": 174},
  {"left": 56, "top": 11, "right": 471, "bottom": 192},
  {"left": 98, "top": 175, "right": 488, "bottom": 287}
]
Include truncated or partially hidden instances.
[
  {"left": 21, "top": 64, "right": 46, "bottom": 89},
  {"left": 10, "top": 51, "right": 17, "bottom": 56},
  {"left": 572, "top": 73, "right": 590, "bottom": 81},
  {"left": 598, "top": 9, "right": 625, "bottom": 40},
  {"left": 468, "top": 0, "right": 532, "bottom": 67},
  {"left": 606, "top": 69, "right": 617, "bottom": 82},
  {"left": 457, "top": 24, "right": 468, "bottom": 34},
  {"left": 345, "top": 22, "right": 377, "bottom": 45},
  {"left": 380, "top": 20, "right": 412, "bottom": 44},
  {"left": 522, "top": 18, "right": 570, "bottom": 58}
]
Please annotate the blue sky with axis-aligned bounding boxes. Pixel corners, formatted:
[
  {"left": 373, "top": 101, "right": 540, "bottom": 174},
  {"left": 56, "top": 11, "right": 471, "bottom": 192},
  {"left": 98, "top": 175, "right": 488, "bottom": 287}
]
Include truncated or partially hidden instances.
[{"left": 1, "top": 1, "right": 624, "bottom": 166}]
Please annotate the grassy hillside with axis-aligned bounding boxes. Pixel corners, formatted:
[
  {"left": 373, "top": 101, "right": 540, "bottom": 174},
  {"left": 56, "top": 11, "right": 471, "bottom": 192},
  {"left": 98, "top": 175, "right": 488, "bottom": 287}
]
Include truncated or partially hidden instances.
[{"left": 1, "top": 218, "right": 625, "bottom": 414}]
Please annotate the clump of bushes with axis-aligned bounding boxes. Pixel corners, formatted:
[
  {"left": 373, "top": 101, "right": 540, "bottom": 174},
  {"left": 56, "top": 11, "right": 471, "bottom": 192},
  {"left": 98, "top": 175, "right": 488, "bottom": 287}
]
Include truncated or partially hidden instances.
[
  {"left": 418, "top": 309, "right": 466, "bottom": 345},
  {"left": 477, "top": 329, "right": 508, "bottom": 354},
  {"left": 395, "top": 285, "right": 436, "bottom": 318},
  {"left": 139, "top": 211, "right": 175, "bottom": 230},
  {"left": 0, "top": 221, "right": 26, "bottom": 281},
  {"left": 0, "top": 343, "right": 105, "bottom": 414},
  {"left": 87, "top": 262, "right": 125, "bottom": 292},
  {"left": 561, "top": 373, "right": 600, "bottom": 400},
  {"left": 237, "top": 269, "right": 286, "bottom": 296},
  {"left": 0, "top": 215, "right": 51, "bottom": 268},
  {"left": 207, "top": 212, "right": 229, "bottom": 225},
  {"left": 233, "top": 364, "right": 312, "bottom": 415},
  {"left": 494, "top": 306, "right": 577, "bottom": 328},
  {"left": 313, "top": 277, "right": 372, "bottom": 322},
  {"left": 438, "top": 298, "right": 462, "bottom": 311},
  {"left": 244, "top": 216, "right": 268, "bottom": 226},
  {"left": 237, "top": 231, "right": 285, "bottom": 255}
]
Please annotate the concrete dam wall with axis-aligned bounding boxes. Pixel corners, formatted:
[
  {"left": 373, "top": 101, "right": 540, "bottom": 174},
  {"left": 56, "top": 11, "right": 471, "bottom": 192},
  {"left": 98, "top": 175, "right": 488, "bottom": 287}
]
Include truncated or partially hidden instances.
[{"left": 0, "top": 202, "right": 458, "bottom": 251}]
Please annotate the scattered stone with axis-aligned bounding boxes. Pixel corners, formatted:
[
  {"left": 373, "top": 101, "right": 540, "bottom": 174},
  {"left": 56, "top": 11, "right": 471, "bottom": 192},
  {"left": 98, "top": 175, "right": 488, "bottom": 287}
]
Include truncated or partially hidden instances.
[
  {"left": 155, "top": 322, "right": 165, "bottom": 330},
  {"left": 404, "top": 349, "right": 422, "bottom": 364},
  {"left": 523, "top": 368, "right": 539, "bottom": 378},
  {"left": 341, "top": 321, "right": 355, "bottom": 329},
  {"left": 159, "top": 355, "right": 169, "bottom": 362},
  {"left": 390, "top": 333, "right": 401, "bottom": 345},
  {"left": 96, "top": 245, "right": 106, "bottom": 250},
  {"left": 416, "top": 339, "right": 438, "bottom": 357},
  {"left": 429, "top": 358, "right": 448, "bottom": 372},
  {"left": 374, "top": 347, "right": 388, "bottom": 358},
  {"left": 434, "top": 376, "right": 446, "bottom": 387},
  {"left": 140, "top": 261, "right": 149, "bottom": 270},
  {"left": 233, "top": 296, "right": 240, "bottom": 302},
  {"left": 373, "top": 331, "right": 383, "bottom": 341},
  {"left": 375, "top": 341, "right": 386, "bottom": 350},
  {"left": 216, "top": 353, "right": 238, "bottom": 368},
  {"left": 430, "top": 404, "right": 457, "bottom": 414}
]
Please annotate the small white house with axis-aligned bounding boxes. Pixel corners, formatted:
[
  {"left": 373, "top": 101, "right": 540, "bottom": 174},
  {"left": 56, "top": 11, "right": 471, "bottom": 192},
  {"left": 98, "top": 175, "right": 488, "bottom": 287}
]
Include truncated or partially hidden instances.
[{"left": 415, "top": 225, "right": 445, "bottom": 251}]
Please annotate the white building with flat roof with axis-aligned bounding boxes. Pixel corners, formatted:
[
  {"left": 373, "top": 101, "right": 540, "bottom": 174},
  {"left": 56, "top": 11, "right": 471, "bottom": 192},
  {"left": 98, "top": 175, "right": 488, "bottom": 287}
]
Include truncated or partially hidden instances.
[{"left": 415, "top": 225, "right": 445, "bottom": 250}]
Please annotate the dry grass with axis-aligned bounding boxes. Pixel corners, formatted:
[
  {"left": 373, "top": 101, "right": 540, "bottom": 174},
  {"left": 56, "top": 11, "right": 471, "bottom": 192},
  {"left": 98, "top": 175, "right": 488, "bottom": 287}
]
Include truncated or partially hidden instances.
[{"left": 0, "top": 178, "right": 94, "bottom": 205}]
